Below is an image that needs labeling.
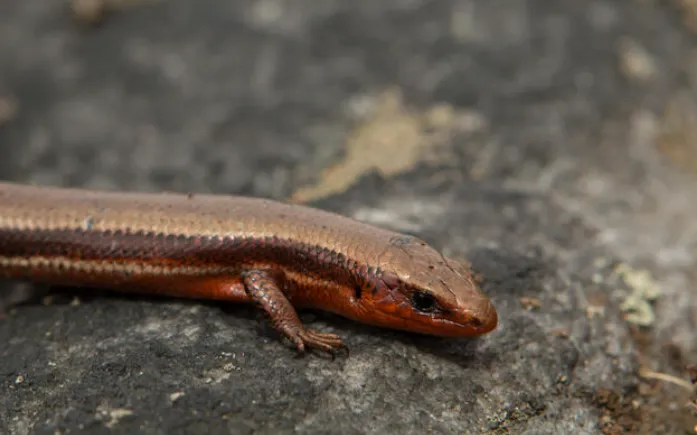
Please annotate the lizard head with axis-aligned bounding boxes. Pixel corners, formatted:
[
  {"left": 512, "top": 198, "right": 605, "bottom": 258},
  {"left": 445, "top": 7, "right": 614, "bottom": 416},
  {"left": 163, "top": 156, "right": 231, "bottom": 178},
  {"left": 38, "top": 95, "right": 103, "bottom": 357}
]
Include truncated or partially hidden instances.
[{"left": 357, "top": 235, "right": 498, "bottom": 337}]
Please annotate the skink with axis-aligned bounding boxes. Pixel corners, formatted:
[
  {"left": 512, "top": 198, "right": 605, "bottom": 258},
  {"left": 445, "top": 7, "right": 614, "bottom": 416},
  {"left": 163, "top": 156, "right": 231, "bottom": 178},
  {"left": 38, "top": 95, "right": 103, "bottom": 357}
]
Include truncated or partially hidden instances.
[{"left": 0, "top": 181, "right": 497, "bottom": 353}]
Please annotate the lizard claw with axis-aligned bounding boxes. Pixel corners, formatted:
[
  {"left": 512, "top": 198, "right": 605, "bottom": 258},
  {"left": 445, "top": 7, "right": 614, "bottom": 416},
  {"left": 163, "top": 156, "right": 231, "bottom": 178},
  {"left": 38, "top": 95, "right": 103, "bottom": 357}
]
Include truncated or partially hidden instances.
[{"left": 293, "top": 328, "right": 347, "bottom": 358}]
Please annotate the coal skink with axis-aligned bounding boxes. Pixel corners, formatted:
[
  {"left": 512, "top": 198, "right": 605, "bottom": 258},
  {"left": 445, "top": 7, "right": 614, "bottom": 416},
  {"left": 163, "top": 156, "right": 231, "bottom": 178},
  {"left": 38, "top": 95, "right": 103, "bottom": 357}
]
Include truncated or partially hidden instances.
[{"left": 0, "top": 181, "right": 497, "bottom": 353}]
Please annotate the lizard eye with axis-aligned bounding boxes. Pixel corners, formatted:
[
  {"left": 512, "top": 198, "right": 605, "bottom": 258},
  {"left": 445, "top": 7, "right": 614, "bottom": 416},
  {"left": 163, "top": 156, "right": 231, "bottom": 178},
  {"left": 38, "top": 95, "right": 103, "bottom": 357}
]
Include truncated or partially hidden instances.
[{"left": 411, "top": 291, "right": 436, "bottom": 313}]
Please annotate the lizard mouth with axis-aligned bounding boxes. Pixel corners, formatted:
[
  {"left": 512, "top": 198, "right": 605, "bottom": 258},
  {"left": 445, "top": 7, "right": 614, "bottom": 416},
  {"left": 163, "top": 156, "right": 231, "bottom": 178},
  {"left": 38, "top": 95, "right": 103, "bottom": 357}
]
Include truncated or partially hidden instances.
[
  {"left": 408, "top": 305, "right": 498, "bottom": 337},
  {"left": 371, "top": 301, "right": 498, "bottom": 338},
  {"left": 355, "top": 290, "right": 498, "bottom": 338}
]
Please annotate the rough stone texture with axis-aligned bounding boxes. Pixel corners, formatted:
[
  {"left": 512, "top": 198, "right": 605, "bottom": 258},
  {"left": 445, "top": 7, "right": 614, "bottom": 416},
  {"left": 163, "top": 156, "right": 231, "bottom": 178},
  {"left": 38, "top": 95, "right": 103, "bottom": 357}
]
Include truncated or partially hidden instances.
[{"left": 1, "top": 0, "right": 697, "bottom": 434}]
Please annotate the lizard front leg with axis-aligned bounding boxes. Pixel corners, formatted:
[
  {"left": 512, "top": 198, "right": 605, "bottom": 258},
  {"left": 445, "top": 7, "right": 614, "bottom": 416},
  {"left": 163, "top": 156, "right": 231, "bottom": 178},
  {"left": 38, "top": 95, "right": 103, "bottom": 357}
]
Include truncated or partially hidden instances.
[{"left": 242, "top": 269, "right": 346, "bottom": 354}]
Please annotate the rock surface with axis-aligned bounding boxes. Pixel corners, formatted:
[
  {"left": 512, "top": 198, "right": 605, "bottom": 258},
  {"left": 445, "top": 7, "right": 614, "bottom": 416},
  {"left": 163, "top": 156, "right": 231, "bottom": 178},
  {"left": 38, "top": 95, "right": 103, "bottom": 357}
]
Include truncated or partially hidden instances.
[{"left": 1, "top": 1, "right": 697, "bottom": 433}]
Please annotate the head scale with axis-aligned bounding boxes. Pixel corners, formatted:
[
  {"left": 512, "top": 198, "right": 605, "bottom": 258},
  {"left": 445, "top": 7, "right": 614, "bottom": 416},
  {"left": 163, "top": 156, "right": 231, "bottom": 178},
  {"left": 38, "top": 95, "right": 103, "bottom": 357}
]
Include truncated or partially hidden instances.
[{"left": 359, "top": 235, "right": 497, "bottom": 337}]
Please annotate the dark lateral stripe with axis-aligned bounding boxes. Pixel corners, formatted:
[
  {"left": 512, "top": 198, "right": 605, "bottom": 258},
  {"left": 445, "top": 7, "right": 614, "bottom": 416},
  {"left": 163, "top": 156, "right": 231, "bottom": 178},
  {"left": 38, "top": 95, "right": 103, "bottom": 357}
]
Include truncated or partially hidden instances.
[{"left": 0, "top": 228, "right": 380, "bottom": 294}]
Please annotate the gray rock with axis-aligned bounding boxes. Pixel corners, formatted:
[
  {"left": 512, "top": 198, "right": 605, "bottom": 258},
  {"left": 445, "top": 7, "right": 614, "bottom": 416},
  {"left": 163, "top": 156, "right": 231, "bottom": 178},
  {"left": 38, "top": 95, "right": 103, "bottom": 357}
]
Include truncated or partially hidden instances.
[{"left": 1, "top": 0, "right": 696, "bottom": 434}]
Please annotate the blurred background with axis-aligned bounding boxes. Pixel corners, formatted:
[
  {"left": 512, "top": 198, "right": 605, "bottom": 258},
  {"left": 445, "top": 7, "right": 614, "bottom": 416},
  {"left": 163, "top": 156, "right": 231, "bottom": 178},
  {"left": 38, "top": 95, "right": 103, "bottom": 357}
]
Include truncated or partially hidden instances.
[{"left": 1, "top": 1, "right": 697, "bottom": 433}]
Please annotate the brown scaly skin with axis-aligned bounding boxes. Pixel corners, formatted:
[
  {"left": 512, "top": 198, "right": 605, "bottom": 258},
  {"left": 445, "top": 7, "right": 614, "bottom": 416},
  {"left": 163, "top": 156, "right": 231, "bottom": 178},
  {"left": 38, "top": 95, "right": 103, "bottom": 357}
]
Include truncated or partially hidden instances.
[{"left": 0, "top": 182, "right": 498, "bottom": 354}]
